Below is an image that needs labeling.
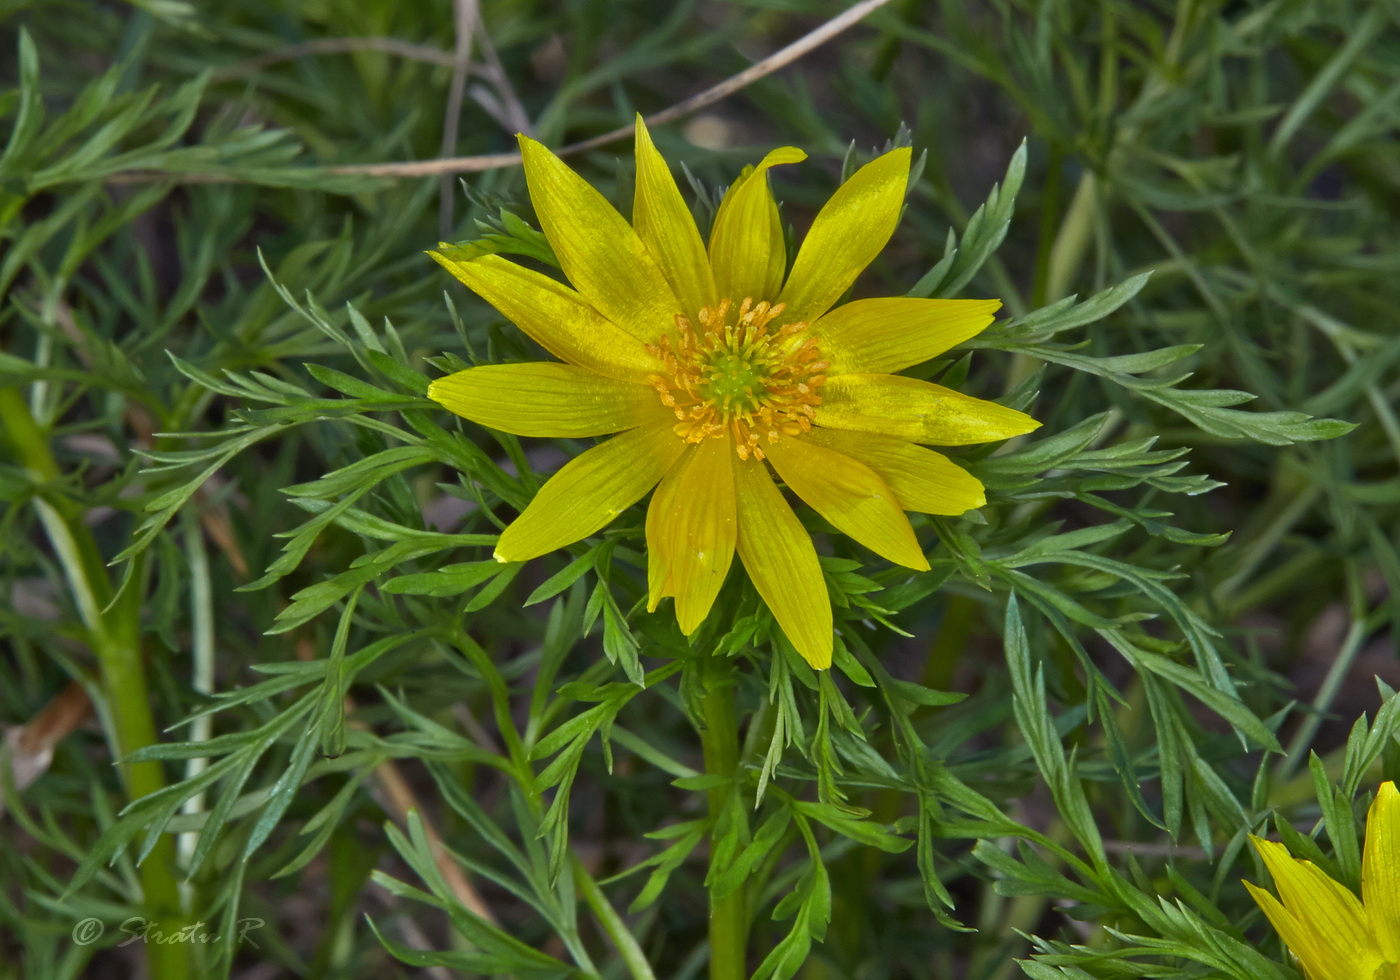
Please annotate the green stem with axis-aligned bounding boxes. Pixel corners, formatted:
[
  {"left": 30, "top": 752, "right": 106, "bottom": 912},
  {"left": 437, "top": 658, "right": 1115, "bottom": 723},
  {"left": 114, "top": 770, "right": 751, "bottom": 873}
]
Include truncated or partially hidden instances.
[
  {"left": 1045, "top": 170, "right": 1098, "bottom": 306},
  {"left": 0, "top": 387, "right": 188, "bottom": 980},
  {"left": 1006, "top": 166, "right": 1098, "bottom": 394},
  {"left": 1213, "top": 473, "right": 1321, "bottom": 612},
  {"left": 103, "top": 568, "right": 189, "bottom": 980},
  {"left": 573, "top": 854, "right": 657, "bottom": 980},
  {"left": 1281, "top": 623, "right": 1366, "bottom": 767},
  {"left": 1029, "top": 142, "right": 1064, "bottom": 310},
  {"left": 699, "top": 650, "right": 746, "bottom": 980}
]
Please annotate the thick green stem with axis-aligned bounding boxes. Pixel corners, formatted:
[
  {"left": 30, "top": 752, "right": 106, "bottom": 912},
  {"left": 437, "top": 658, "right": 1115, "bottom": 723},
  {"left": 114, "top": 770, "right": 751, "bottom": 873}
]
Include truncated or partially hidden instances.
[
  {"left": 699, "top": 651, "right": 746, "bottom": 980},
  {"left": 102, "top": 573, "right": 189, "bottom": 980},
  {"left": 0, "top": 387, "right": 188, "bottom": 980}
]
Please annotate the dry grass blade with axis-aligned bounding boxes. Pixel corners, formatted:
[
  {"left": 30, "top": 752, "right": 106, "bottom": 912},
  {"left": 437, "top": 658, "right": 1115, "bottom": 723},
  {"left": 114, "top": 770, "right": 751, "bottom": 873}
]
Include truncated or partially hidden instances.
[
  {"left": 439, "top": 0, "right": 481, "bottom": 237},
  {"left": 1, "top": 683, "right": 92, "bottom": 817}
]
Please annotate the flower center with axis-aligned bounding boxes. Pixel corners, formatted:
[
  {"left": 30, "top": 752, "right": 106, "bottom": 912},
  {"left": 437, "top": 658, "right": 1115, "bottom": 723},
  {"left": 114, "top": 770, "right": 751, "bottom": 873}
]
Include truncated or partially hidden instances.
[{"left": 645, "top": 297, "right": 827, "bottom": 460}]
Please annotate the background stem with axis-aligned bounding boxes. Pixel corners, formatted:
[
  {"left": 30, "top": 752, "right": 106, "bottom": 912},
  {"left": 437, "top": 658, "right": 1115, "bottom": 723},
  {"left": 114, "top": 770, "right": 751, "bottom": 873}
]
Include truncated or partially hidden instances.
[
  {"left": 0, "top": 386, "right": 188, "bottom": 980},
  {"left": 699, "top": 650, "right": 746, "bottom": 980}
]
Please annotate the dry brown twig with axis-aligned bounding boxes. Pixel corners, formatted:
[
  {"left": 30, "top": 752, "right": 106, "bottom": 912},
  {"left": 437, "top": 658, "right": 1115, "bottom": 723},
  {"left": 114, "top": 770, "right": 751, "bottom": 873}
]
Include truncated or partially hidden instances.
[
  {"left": 471, "top": 22, "right": 534, "bottom": 138},
  {"left": 370, "top": 754, "right": 499, "bottom": 925},
  {"left": 439, "top": 0, "right": 480, "bottom": 238},
  {"left": 112, "top": 0, "right": 895, "bottom": 185}
]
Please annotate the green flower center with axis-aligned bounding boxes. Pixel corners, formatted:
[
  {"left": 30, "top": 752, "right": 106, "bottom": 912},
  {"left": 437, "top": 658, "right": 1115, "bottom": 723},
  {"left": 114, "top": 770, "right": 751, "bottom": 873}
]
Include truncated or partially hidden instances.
[
  {"left": 645, "top": 297, "right": 828, "bottom": 460},
  {"left": 700, "top": 352, "right": 768, "bottom": 414}
]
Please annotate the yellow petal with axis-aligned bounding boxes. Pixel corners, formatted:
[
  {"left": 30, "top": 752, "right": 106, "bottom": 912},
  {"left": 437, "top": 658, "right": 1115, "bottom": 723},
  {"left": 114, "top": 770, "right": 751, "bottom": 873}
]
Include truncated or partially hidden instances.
[
  {"left": 633, "top": 117, "right": 717, "bottom": 318},
  {"left": 708, "top": 146, "right": 806, "bottom": 307},
  {"left": 764, "top": 436, "right": 928, "bottom": 571},
  {"left": 1252, "top": 838, "right": 1386, "bottom": 979},
  {"left": 496, "top": 419, "right": 685, "bottom": 562},
  {"left": 645, "top": 436, "right": 737, "bottom": 633},
  {"left": 1245, "top": 881, "right": 1344, "bottom": 980},
  {"left": 428, "top": 251, "right": 660, "bottom": 382},
  {"left": 733, "top": 457, "right": 832, "bottom": 669},
  {"left": 813, "top": 297, "right": 1001, "bottom": 375},
  {"left": 778, "top": 147, "right": 911, "bottom": 325},
  {"left": 805, "top": 427, "right": 986, "bottom": 516},
  {"left": 816, "top": 373, "right": 1041, "bottom": 446},
  {"left": 518, "top": 135, "right": 680, "bottom": 342},
  {"left": 429, "top": 363, "right": 664, "bottom": 437},
  {"left": 1363, "top": 782, "right": 1400, "bottom": 962}
]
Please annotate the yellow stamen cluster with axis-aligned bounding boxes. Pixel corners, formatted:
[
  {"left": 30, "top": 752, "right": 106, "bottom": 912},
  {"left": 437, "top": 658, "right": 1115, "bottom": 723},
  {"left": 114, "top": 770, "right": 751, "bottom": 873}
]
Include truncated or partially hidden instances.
[{"left": 646, "top": 298, "right": 828, "bottom": 460}]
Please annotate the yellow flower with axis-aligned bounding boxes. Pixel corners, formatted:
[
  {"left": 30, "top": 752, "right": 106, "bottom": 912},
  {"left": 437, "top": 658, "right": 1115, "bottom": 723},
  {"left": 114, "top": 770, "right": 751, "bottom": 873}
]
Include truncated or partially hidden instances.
[
  {"left": 427, "top": 119, "right": 1039, "bottom": 669},
  {"left": 1245, "top": 782, "right": 1400, "bottom": 980}
]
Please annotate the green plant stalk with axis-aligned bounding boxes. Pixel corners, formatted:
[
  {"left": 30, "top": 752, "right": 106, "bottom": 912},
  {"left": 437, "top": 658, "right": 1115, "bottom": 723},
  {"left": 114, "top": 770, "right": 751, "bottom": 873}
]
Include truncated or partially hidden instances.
[
  {"left": 1007, "top": 167, "right": 1098, "bottom": 392},
  {"left": 98, "top": 566, "right": 190, "bottom": 980},
  {"left": 699, "top": 650, "right": 746, "bottom": 980},
  {"left": 1029, "top": 142, "right": 1065, "bottom": 310},
  {"left": 1214, "top": 475, "right": 1322, "bottom": 611},
  {"left": 177, "top": 509, "right": 215, "bottom": 878},
  {"left": 1044, "top": 172, "right": 1098, "bottom": 308},
  {"left": 0, "top": 386, "right": 189, "bottom": 980},
  {"left": 1278, "top": 604, "right": 1371, "bottom": 783},
  {"left": 573, "top": 854, "right": 657, "bottom": 980}
]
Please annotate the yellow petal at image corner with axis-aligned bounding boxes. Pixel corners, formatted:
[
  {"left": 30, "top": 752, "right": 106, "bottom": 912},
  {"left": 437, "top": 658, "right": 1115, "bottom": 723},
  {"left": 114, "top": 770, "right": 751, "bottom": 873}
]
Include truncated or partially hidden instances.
[
  {"left": 732, "top": 456, "right": 833, "bottom": 670},
  {"left": 645, "top": 436, "right": 737, "bottom": 634},
  {"left": 813, "top": 296, "right": 1001, "bottom": 376},
  {"left": 427, "top": 251, "right": 660, "bottom": 382},
  {"left": 708, "top": 145, "right": 806, "bottom": 306},
  {"left": 517, "top": 134, "right": 681, "bottom": 343},
  {"left": 429, "top": 363, "right": 665, "bottom": 438},
  {"left": 1363, "top": 782, "right": 1400, "bottom": 962},
  {"left": 1251, "top": 837, "right": 1387, "bottom": 977},
  {"left": 804, "top": 427, "right": 986, "bottom": 516},
  {"left": 495, "top": 419, "right": 685, "bottom": 563},
  {"left": 777, "top": 147, "right": 911, "bottom": 326},
  {"left": 764, "top": 436, "right": 928, "bottom": 571},
  {"left": 817, "top": 373, "right": 1041, "bottom": 446},
  {"left": 1244, "top": 880, "right": 1363, "bottom": 980},
  {"left": 632, "top": 116, "right": 717, "bottom": 318}
]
